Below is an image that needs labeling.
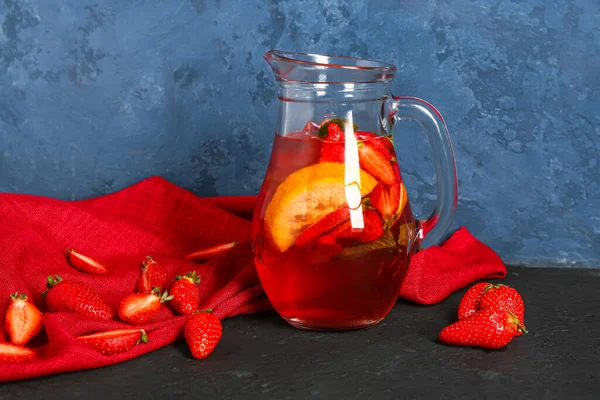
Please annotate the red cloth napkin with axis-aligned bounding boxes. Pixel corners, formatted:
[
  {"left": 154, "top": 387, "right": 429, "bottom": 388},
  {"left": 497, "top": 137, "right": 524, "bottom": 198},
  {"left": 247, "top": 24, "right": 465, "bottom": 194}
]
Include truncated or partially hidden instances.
[{"left": 0, "top": 177, "right": 505, "bottom": 382}]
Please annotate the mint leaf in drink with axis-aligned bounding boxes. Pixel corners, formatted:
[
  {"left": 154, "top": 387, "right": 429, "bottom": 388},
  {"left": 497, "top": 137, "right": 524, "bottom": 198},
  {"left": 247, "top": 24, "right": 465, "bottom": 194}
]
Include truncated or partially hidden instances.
[{"left": 339, "top": 230, "right": 398, "bottom": 259}]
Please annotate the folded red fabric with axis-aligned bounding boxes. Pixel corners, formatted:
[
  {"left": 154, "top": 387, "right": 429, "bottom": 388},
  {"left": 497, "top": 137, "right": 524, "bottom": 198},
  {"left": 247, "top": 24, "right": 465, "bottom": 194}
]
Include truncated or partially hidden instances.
[{"left": 0, "top": 177, "right": 505, "bottom": 382}]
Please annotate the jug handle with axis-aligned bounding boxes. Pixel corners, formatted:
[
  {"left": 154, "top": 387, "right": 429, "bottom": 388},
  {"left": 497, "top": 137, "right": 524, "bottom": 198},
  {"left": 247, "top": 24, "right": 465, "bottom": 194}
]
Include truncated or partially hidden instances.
[{"left": 389, "top": 96, "right": 458, "bottom": 248}]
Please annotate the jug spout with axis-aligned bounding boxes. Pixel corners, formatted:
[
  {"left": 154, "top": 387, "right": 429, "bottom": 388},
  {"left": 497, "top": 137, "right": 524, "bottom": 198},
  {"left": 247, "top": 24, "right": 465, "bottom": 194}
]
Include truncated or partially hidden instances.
[{"left": 264, "top": 50, "right": 397, "bottom": 84}]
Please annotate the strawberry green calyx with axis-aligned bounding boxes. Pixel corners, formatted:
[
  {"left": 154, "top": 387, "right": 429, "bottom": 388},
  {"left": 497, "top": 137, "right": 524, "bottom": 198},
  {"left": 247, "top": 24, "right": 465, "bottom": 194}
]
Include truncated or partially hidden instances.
[
  {"left": 175, "top": 271, "right": 201, "bottom": 286},
  {"left": 483, "top": 283, "right": 503, "bottom": 292},
  {"left": 160, "top": 290, "right": 173, "bottom": 303},
  {"left": 150, "top": 287, "right": 173, "bottom": 302},
  {"left": 42, "top": 275, "right": 63, "bottom": 296},
  {"left": 142, "top": 255, "right": 155, "bottom": 268},
  {"left": 9, "top": 292, "right": 28, "bottom": 301},
  {"left": 192, "top": 308, "right": 213, "bottom": 315},
  {"left": 139, "top": 330, "right": 148, "bottom": 344},
  {"left": 46, "top": 275, "right": 63, "bottom": 288},
  {"left": 507, "top": 311, "right": 528, "bottom": 335}
]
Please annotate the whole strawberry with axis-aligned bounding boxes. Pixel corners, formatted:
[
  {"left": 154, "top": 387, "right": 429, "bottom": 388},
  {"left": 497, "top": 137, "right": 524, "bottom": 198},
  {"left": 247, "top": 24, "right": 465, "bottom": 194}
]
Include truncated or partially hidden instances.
[
  {"left": 319, "top": 122, "right": 345, "bottom": 163},
  {"left": 136, "top": 256, "right": 169, "bottom": 294},
  {"left": 43, "top": 275, "right": 114, "bottom": 321},
  {"left": 479, "top": 284, "right": 526, "bottom": 336},
  {"left": 6, "top": 292, "right": 43, "bottom": 345},
  {"left": 457, "top": 282, "right": 492, "bottom": 320},
  {"left": 170, "top": 271, "right": 201, "bottom": 315},
  {"left": 118, "top": 289, "right": 173, "bottom": 325},
  {"left": 439, "top": 308, "right": 526, "bottom": 350},
  {"left": 77, "top": 328, "right": 148, "bottom": 355},
  {"left": 184, "top": 310, "right": 222, "bottom": 359}
]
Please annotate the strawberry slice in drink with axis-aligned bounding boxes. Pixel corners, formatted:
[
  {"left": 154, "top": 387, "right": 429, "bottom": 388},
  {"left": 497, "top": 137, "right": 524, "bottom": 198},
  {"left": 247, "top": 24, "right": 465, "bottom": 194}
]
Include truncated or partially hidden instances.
[
  {"left": 328, "top": 209, "right": 384, "bottom": 243},
  {"left": 370, "top": 182, "right": 400, "bottom": 221},
  {"left": 319, "top": 122, "right": 345, "bottom": 163},
  {"left": 329, "top": 219, "right": 361, "bottom": 239},
  {"left": 359, "top": 210, "right": 384, "bottom": 242},
  {"left": 295, "top": 206, "right": 350, "bottom": 247},
  {"left": 357, "top": 142, "right": 396, "bottom": 186},
  {"left": 356, "top": 131, "right": 394, "bottom": 160}
]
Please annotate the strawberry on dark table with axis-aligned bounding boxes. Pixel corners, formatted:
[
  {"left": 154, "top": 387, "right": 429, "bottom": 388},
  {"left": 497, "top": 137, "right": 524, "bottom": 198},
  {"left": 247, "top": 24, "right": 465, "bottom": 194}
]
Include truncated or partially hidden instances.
[
  {"left": 457, "top": 282, "right": 492, "bottom": 320},
  {"left": 184, "top": 310, "right": 222, "bottom": 360},
  {"left": 479, "top": 284, "right": 526, "bottom": 336},
  {"left": 439, "top": 308, "right": 526, "bottom": 350}
]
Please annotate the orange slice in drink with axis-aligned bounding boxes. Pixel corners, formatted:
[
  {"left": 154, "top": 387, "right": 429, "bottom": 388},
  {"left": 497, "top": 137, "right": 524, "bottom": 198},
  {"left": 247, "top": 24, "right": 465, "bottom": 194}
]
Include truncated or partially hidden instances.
[{"left": 264, "top": 162, "right": 378, "bottom": 252}]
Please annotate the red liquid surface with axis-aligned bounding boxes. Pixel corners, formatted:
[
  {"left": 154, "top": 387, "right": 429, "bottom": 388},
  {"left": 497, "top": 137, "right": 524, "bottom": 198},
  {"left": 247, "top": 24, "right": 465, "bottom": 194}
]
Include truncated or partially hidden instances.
[{"left": 253, "top": 132, "right": 417, "bottom": 330}]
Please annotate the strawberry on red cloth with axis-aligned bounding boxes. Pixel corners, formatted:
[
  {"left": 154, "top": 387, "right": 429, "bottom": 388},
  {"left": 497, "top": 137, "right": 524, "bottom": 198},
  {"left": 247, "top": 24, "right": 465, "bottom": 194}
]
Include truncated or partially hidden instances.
[{"left": 0, "top": 177, "right": 505, "bottom": 382}]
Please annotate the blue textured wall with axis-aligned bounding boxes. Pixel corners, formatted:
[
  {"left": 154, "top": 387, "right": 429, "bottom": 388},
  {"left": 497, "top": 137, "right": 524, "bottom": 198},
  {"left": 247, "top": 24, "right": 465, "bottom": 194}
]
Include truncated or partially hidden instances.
[{"left": 0, "top": 0, "right": 598, "bottom": 267}]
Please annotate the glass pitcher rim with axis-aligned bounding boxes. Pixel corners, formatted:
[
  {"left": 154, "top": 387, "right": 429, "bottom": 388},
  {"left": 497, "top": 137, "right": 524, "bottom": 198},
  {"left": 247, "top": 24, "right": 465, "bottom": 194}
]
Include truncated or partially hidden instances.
[{"left": 265, "top": 50, "right": 397, "bottom": 73}]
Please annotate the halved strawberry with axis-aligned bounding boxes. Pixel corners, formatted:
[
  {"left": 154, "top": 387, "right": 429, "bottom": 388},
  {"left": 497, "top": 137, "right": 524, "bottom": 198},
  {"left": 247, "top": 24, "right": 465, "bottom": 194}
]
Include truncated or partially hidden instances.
[
  {"left": 66, "top": 249, "right": 109, "bottom": 275},
  {"left": 0, "top": 342, "right": 35, "bottom": 362},
  {"left": 136, "top": 256, "right": 169, "bottom": 294},
  {"left": 370, "top": 182, "right": 400, "bottom": 221},
  {"left": 319, "top": 123, "right": 345, "bottom": 163},
  {"left": 358, "top": 142, "right": 396, "bottom": 185},
  {"left": 184, "top": 241, "right": 239, "bottom": 262},
  {"left": 360, "top": 210, "right": 384, "bottom": 242},
  {"left": 118, "top": 289, "right": 173, "bottom": 325},
  {"left": 6, "top": 293, "right": 43, "bottom": 346},
  {"left": 295, "top": 206, "right": 350, "bottom": 247},
  {"left": 77, "top": 329, "right": 148, "bottom": 355}
]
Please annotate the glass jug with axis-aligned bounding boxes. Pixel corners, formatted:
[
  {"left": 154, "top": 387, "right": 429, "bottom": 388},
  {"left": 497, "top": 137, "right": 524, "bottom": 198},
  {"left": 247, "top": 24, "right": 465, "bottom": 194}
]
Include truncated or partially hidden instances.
[{"left": 252, "top": 50, "right": 458, "bottom": 330}]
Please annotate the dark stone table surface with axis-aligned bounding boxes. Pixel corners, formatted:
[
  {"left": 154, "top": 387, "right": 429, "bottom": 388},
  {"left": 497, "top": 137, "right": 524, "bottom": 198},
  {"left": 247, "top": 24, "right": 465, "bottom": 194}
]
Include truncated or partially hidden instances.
[{"left": 1, "top": 267, "right": 598, "bottom": 399}]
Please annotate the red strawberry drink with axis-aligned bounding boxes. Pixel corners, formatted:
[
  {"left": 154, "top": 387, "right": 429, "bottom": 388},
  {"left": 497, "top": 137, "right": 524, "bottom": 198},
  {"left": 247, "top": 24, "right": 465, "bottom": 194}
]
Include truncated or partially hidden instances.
[{"left": 252, "top": 120, "right": 419, "bottom": 330}]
